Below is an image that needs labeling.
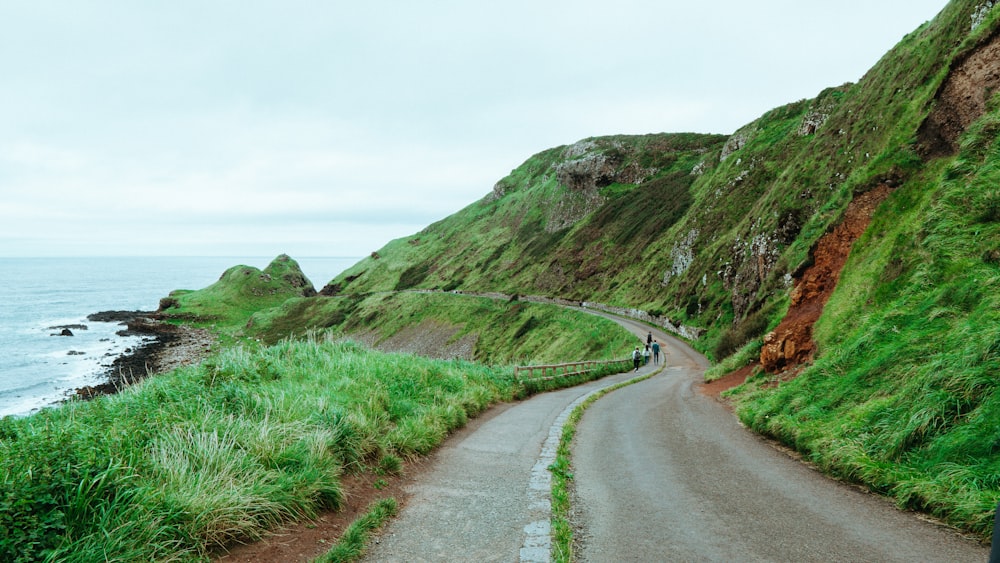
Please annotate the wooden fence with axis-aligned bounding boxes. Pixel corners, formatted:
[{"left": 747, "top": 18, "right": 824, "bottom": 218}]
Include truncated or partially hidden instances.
[{"left": 514, "top": 358, "right": 633, "bottom": 383}]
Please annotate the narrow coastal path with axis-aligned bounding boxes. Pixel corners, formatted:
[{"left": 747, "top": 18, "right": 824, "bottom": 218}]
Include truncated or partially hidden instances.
[
  {"left": 572, "top": 317, "right": 989, "bottom": 562},
  {"left": 364, "top": 312, "right": 989, "bottom": 561},
  {"left": 361, "top": 353, "right": 654, "bottom": 562}
]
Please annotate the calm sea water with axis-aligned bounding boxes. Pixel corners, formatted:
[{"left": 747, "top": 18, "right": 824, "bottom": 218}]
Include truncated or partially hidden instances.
[{"left": 0, "top": 256, "right": 359, "bottom": 417}]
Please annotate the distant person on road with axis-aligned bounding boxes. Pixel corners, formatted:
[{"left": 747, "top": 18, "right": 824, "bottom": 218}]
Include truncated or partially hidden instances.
[
  {"left": 643, "top": 344, "right": 650, "bottom": 365},
  {"left": 652, "top": 340, "right": 661, "bottom": 365},
  {"left": 632, "top": 346, "right": 641, "bottom": 372},
  {"left": 647, "top": 331, "right": 653, "bottom": 346}
]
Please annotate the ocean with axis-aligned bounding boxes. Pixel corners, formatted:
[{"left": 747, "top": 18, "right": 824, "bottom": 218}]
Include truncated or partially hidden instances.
[{"left": 0, "top": 256, "right": 359, "bottom": 418}]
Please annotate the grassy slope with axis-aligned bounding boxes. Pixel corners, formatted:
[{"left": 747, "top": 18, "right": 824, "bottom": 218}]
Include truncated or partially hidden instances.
[
  {"left": 328, "top": 94, "right": 895, "bottom": 360},
  {"left": 738, "top": 95, "right": 1000, "bottom": 537},
  {"left": 731, "top": 3, "right": 1000, "bottom": 536},
  {"left": 0, "top": 340, "right": 510, "bottom": 561},
  {"left": 329, "top": 133, "right": 727, "bottom": 303},
  {"left": 245, "top": 291, "right": 637, "bottom": 364},
  {"left": 323, "top": 6, "right": 983, "bottom": 359},
  {"left": 159, "top": 253, "right": 638, "bottom": 365},
  {"left": 160, "top": 254, "right": 317, "bottom": 330}
]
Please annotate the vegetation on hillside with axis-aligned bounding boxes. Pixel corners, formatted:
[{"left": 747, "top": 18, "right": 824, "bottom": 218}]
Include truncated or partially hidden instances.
[
  {"left": 159, "top": 254, "right": 317, "bottom": 330},
  {"left": 162, "top": 258, "right": 636, "bottom": 366},
  {"left": 325, "top": 2, "right": 994, "bottom": 363},
  {"left": 736, "top": 88, "right": 1000, "bottom": 536},
  {"left": 328, "top": 133, "right": 728, "bottom": 304},
  {"left": 247, "top": 291, "right": 634, "bottom": 363}
]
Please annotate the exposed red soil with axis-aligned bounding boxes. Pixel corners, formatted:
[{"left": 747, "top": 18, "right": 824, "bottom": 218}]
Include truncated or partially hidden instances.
[
  {"left": 213, "top": 467, "right": 419, "bottom": 562},
  {"left": 697, "top": 362, "right": 756, "bottom": 408},
  {"left": 760, "top": 184, "right": 893, "bottom": 373}
]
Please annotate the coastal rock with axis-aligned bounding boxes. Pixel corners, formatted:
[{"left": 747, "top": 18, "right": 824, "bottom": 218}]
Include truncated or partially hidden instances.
[
  {"left": 49, "top": 324, "right": 87, "bottom": 336},
  {"left": 720, "top": 126, "right": 753, "bottom": 161},
  {"left": 86, "top": 310, "right": 154, "bottom": 323},
  {"left": 74, "top": 314, "right": 216, "bottom": 399},
  {"left": 546, "top": 140, "right": 658, "bottom": 232}
]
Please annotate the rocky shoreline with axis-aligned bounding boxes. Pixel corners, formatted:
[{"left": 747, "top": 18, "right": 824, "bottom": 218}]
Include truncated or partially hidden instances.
[{"left": 74, "top": 311, "right": 215, "bottom": 399}]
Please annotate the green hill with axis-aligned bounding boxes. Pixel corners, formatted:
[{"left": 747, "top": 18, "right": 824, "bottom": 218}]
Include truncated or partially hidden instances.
[
  {"left": 158, "top": 254, "right": 318, "bottom": 329},
  {"left": 306, "top": 0, "right": 998, "bottom": 536}
]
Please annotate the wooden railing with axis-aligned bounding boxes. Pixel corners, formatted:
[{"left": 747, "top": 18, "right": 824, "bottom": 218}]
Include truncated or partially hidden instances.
[{"left": 514, "top": 358, "right": 632, "bottom": 382}]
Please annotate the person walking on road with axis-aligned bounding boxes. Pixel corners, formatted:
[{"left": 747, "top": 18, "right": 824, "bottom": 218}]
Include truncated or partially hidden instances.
[
  {"left": 647, "top": 331, "right": 653, "bottom": 346},
  {"left": 652, "top": 340, "right": 661, "bottom": 365},
  {"left": 643, "top": 344, "right": 650, "bottom": 365},
  {"left": 632, "top": 346, "right": 642, "bottom": 372}
]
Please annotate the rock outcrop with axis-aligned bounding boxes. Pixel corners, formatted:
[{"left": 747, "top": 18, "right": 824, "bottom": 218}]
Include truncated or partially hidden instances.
[{"left": 546, "top": 139, "right": 658, "bottom": 232}]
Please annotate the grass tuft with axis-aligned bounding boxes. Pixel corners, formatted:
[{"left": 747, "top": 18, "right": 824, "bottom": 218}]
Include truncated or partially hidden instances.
[{"left": 311, "top": 498, "right": 398, "bottom": 563}]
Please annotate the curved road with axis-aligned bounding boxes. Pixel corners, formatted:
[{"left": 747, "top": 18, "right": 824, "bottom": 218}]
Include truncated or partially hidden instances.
[
  {"left": 364, "top": 315, "right": 989, "bottom": 561},
  {"left": 574, "top": 316, "right": 988, "bottom": 562}
]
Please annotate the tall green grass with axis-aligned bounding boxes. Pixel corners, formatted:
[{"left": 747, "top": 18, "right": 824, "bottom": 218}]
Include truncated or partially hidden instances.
[
  {"left": 311, "top": 498, "right": 398, "bottom": 563},
  {"left": 0, "top": 321, "right": 635, "bottom": 561},
  {"left": 0, "top": 338, "right": 515, "bottom": 561}
]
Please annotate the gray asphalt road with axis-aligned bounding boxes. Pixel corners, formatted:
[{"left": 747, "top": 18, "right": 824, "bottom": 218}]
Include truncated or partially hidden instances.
[
  {"left": 363, "top": 313, "right": 990, "bottom": 562},
  {"left": 363, "top": 363, "right": 651, "bottom": 562},
  {"left": 573, "top": 319, "right": 990, "bottom": 562}
]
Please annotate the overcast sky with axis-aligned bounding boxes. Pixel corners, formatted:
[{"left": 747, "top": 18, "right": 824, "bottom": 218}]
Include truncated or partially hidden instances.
[{"left": 1, "top": 1, "right": 949, "bottom": 258}]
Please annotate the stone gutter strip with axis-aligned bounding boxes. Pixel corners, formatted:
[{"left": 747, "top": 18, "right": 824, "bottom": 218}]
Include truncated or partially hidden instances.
[{"left": 519, "top": 368, "right": 655, "bottom": 562}]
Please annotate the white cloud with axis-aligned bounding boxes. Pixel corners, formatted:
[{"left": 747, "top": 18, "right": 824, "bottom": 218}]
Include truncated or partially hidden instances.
[{"left": 0, "top": 0, "right": 950, "bottom": 257}]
